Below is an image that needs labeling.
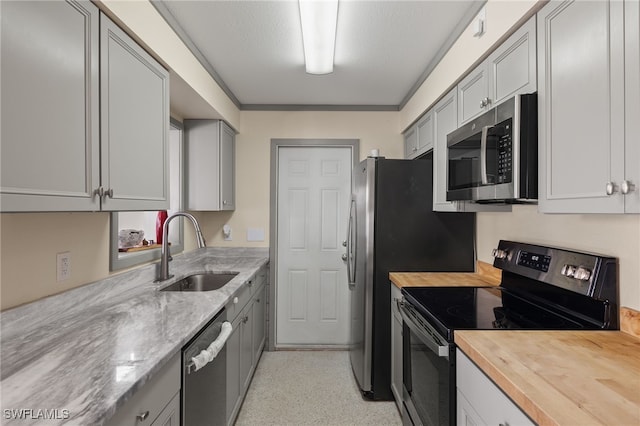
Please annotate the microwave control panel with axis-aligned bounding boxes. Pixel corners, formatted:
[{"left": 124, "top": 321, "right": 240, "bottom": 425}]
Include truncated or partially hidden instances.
[{"left": 497, "top": 121, "right": 512, "bottom": 183}]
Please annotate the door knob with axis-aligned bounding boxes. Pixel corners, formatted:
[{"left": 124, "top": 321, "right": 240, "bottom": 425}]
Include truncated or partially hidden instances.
[
  {"left": 342, "top": 240, "right": 347, "bottom": 247},
  {"left": 342, "top": 253, "right": 348, "bottom": 261}
]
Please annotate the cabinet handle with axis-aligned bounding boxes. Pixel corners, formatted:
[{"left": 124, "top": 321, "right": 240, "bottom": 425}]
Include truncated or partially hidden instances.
[
  {"left": 621, "top": 180, "right": 636, "bottom": 195},
  {"left": 248, "top": 280, "right": 253, "bottom": 287},
  {"left": 606, "top": 182, "right": 619, "bottom": 196},
  {"left": 412, "top": 147, "right": 417, "bottom": 152},
  {"left": 242, "top": 316, "right": 249, "bottom": 324},
  {"left": 136, "top": 411, "right": 150, "bottom": 421},
  {"left": 93, "top": 187, "right": 104, "bottom": 199}
]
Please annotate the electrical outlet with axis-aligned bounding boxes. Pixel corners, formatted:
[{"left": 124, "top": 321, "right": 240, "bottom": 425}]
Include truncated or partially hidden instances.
[{"left": 57, "top": 252, "right": 71, "bottom": 282}]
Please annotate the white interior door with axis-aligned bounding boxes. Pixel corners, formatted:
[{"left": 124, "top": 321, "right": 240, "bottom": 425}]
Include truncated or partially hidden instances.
[{"left": 276, "top": 146, "right": 352, "bottom": 346}]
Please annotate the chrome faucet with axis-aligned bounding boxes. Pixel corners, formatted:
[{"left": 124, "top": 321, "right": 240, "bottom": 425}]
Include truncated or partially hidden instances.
[{"left": 156, "top": 212, "right": 206, "bottom": 282}]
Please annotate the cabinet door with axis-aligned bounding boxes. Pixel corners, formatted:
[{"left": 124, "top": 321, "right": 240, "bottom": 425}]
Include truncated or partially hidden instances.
[
  {"left": 240, "top": 303, "right": 254, "bottom": 392},
  {"left": 625, "top": 0, "right": 640, "bottom": 213},
  {"left": 457, "top": 63, "right": 489, "bottom": 126},
  {"left": 404, "top": 126, "right": 418, "bottom": 159},
  {"left": 252, "top": 284, "right": 266, "bottom": 365},
  {"left": 220, "top": 122, "right": 236, "bottom": 211},
  {"left": 457, "top": 350, "right": 534, "bottom": 426},
  {"left": 488, "top": 15, "right": 537, "bottom": 107},
  {"left": 538, "top": 0, "right": 625, "bottom": 213},
  {"left": 226, "top": 315, "right": 242, "bottom": 425},
  {"left": 390, "top": 285, "right": 403, "bottom": 410},
  {"left": 0, "top": 0, "right": 100, "bottom": 212},
  {"left": 416, "top": 111, "right": 434, "bottom": 157},
  {"left": 433, "top": 88, "right": 463, "bottom": 212},
  {"left": 151, "top": 392, "right": 180, "bottom": 426},
  {"left": 100, "top": 14, "right": 170, "bottom": 211}
]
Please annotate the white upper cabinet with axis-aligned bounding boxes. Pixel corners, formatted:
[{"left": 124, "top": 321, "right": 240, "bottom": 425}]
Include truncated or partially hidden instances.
[
  {"left": 537, "top": 0, "right": 637, "bottom": 213},
  {"left": 1, "top": 0, "right": 100, "bottom": 211},
  {"left": 0, "top": 3, "right": 169, "bottom": 212},
  {"left": 100, "top": 14, "right": 170, "bottom": 211},
  {"left": 458, "top": 15, "right": 537, "bottom": 126},
  {"left": 404, "top": 111, "right": 433, "bottom": 160},
  {"left": 185, "top": 120, "right": 236, "bottom": 211}
]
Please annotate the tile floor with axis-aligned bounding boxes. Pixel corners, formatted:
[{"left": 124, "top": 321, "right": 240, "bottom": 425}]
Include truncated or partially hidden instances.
[{"left": 235, "top": 350, "right": 402, "bottom": 426}]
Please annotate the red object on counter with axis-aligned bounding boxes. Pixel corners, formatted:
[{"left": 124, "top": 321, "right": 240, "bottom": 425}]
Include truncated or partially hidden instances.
[{"left": 156, "top": 210, "right": 168, "bottom": 244}]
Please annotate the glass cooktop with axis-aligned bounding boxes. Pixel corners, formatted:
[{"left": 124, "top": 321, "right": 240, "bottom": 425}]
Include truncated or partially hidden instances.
[{"left": 401, "top": 286, "right": 597, "bottom": 342}]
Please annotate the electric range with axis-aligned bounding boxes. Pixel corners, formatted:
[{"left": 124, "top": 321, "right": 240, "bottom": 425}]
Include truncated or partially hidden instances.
[{"left": 399, "top": 240, "right": 618, "bottom": 426}]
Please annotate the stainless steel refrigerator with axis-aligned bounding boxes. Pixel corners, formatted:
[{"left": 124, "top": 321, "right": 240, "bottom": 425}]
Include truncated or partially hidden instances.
[{"left": 346, "top": 155, "right": 475, "bottom": 400}]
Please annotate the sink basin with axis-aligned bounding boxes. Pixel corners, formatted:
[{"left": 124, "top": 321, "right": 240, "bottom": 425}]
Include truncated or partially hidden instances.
[{"left": 160, "top": 272, "right": 238, "bottom": 292}]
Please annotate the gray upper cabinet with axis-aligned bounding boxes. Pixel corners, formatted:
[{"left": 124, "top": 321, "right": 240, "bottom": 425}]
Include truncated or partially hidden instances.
[
  {"left": 403, "top": 125, "right": 418, "bottom": 159},
  {"left": 433, "top": 88, "right": 463, "bottom": 212},
  {"left": 100, "top": 14, "right": 170, "bottom": 211},
  {"left": 457, "top": 63, "right": 489, "bottom": 126},
  {"left": 537, "top": 0, "right": 634, "bottom": 213},
  {"left": 185, "top": 120, "right": 236, "bottom": 211},
  {"left": 0, "top": 3, "right": 169, "bottom": 212},
  {"left": 1, "top": 0, "right": 100, "bottom": 212},
  {"left": 487, "top": 16, "right": 537, "bottom": 108},
  {"left": 458, "top": 15, "right": 536, "bottom": 126},
  {"left": 624, "top": 0, "right": 640, "bottom": 213},
  {"left": 404, "top": 111, "right": 434, "bottom": 159}
]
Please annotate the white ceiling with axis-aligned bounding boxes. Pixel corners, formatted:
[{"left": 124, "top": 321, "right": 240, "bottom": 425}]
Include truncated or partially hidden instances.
[{"left": 155, "top": 0, "right": 483, "bottom": 109}]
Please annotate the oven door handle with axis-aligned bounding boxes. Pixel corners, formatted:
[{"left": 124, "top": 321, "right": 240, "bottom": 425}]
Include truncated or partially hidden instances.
[
  {"left": 399, "top": 301, "right": 450, "bottom": 359},
  {"left": 480, "top": 125, "right": 492, "bottom": 185}
]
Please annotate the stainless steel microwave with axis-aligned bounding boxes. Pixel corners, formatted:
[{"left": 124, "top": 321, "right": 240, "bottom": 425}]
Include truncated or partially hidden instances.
[{"left": 446, "top": 93, "right": 537, "bottom": 203}]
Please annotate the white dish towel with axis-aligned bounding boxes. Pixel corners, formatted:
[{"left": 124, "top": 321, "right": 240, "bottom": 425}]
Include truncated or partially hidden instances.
[{"left": 191, "top": 321, "right": 233, "bottom": 372}]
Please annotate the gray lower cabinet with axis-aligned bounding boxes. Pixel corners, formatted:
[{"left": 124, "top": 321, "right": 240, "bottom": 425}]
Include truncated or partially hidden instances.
[
  {"left": 390, "top": 284, "right": 403, "bottom": 411},
  {"left": 105, "top": 353, "right": 181, "bottom": 426},
  {"left": 538, "top": 0, "right": 638, "bottom": 213},
  {"left": 185, "top": 120, "right": 236, "bottom": 211},
  {"left": 458, "top": 15, "right": 536, "bottom": 126},
  {"left": 456, "top": 350, "right": 534, "bottom": 426},
  {"left": 226, "top": 267, "right": 268, "bottom": 425},
  {"left": 0, "top": 2, "right": 169, "bottom": 212}
]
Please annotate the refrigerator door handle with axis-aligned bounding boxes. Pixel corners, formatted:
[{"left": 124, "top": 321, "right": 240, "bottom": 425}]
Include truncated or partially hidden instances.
[{"left": 346, "top": 198, "right": 356, "bottom": 289}]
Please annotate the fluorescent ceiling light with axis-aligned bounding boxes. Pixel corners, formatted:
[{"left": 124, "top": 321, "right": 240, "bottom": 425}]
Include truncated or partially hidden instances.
[{"left": 299, "top": 0, "right": 338, "bottom": 75}]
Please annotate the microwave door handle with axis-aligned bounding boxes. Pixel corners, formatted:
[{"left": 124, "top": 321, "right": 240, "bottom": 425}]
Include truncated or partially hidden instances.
[{"left": 480, "top": 125, "right": 491, "bottom": 185}]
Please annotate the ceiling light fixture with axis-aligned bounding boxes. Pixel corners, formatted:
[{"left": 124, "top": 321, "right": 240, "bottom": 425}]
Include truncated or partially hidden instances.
[{"left": 299, "top": 0, "right": 339, "bottom": 75}]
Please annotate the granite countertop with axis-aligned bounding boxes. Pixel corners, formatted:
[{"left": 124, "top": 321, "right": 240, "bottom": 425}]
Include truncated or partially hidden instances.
[
  {"left": 455, "top": 329, "right": 640, "bottom": 425},
  {"left": 0, "top": 247, "right": 269, "bottom": 425}
]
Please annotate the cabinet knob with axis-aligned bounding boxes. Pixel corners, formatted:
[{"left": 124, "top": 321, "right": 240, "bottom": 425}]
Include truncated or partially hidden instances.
[
  {"left": 104, "top": 188, "right": 114, "bottom": 199},
  {"left": 137, "top": 411, "right": 150, "bottom": 421},
  {"left": 223, "top": 200, "right": 228, "bottom": 205},
  {"left": 605, "top": 182, "right": 618, "bottom": 196},
  {"left": 233, "top": 297, "right": 238, "bottom": 304},
  {"left": 621, "top": 180, "right": 636, "bottom": 195},
  {"left": 412, "top": 147, "right": 417, "bottom": 152}
]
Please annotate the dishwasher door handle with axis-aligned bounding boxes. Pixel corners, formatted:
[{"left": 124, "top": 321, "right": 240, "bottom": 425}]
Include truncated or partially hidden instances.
[{"left": 187, "top": 321, "right": 233, "bottom": 374}]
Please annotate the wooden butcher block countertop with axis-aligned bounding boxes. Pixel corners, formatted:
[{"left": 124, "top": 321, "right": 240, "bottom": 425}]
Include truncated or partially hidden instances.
[
  {"left": 455, "top": 329, "right": 640, "bottom": 426},
  {"left": 390, "top": 261, "right": 501, "bottom": 288}
]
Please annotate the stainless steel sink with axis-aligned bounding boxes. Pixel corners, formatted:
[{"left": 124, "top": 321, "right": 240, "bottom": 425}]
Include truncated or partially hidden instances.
[{"left": 160, "top": 272, "right": 238, "bottom": 292}]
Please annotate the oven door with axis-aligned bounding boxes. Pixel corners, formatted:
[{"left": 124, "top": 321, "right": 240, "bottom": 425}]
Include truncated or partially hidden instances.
[{"left": 400, "top": 300, "right": 455, "bottom": 426}]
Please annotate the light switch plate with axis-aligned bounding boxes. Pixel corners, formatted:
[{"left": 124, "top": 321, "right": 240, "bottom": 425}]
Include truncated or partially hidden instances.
[{"left": 247, "top": 228, "right": 265, "bottom": 242}]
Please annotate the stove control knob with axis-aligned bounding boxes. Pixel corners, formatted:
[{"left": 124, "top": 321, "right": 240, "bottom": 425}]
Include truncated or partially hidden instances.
[
  {"left": 492, "top": 248, "right": 508, "bottom": 259},
  {"left": 561, "top": 264, "right": 576, "bottom": 277},
  {"left": 574, "top": 266, "right": 592, "bottom": 281}
]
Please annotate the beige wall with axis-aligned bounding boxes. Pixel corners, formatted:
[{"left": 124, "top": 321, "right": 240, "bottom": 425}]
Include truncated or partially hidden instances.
[
  {"left": 0, "top": 213, "right": 111, "bottom": 310},
  {"left": 194, "top": 110, "right": 403, "bottom": 248}
]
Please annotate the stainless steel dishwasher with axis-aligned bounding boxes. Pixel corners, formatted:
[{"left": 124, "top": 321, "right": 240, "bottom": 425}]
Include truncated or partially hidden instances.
[{"left": 182, "top": 308, "right": 230, "bottom": 425}]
